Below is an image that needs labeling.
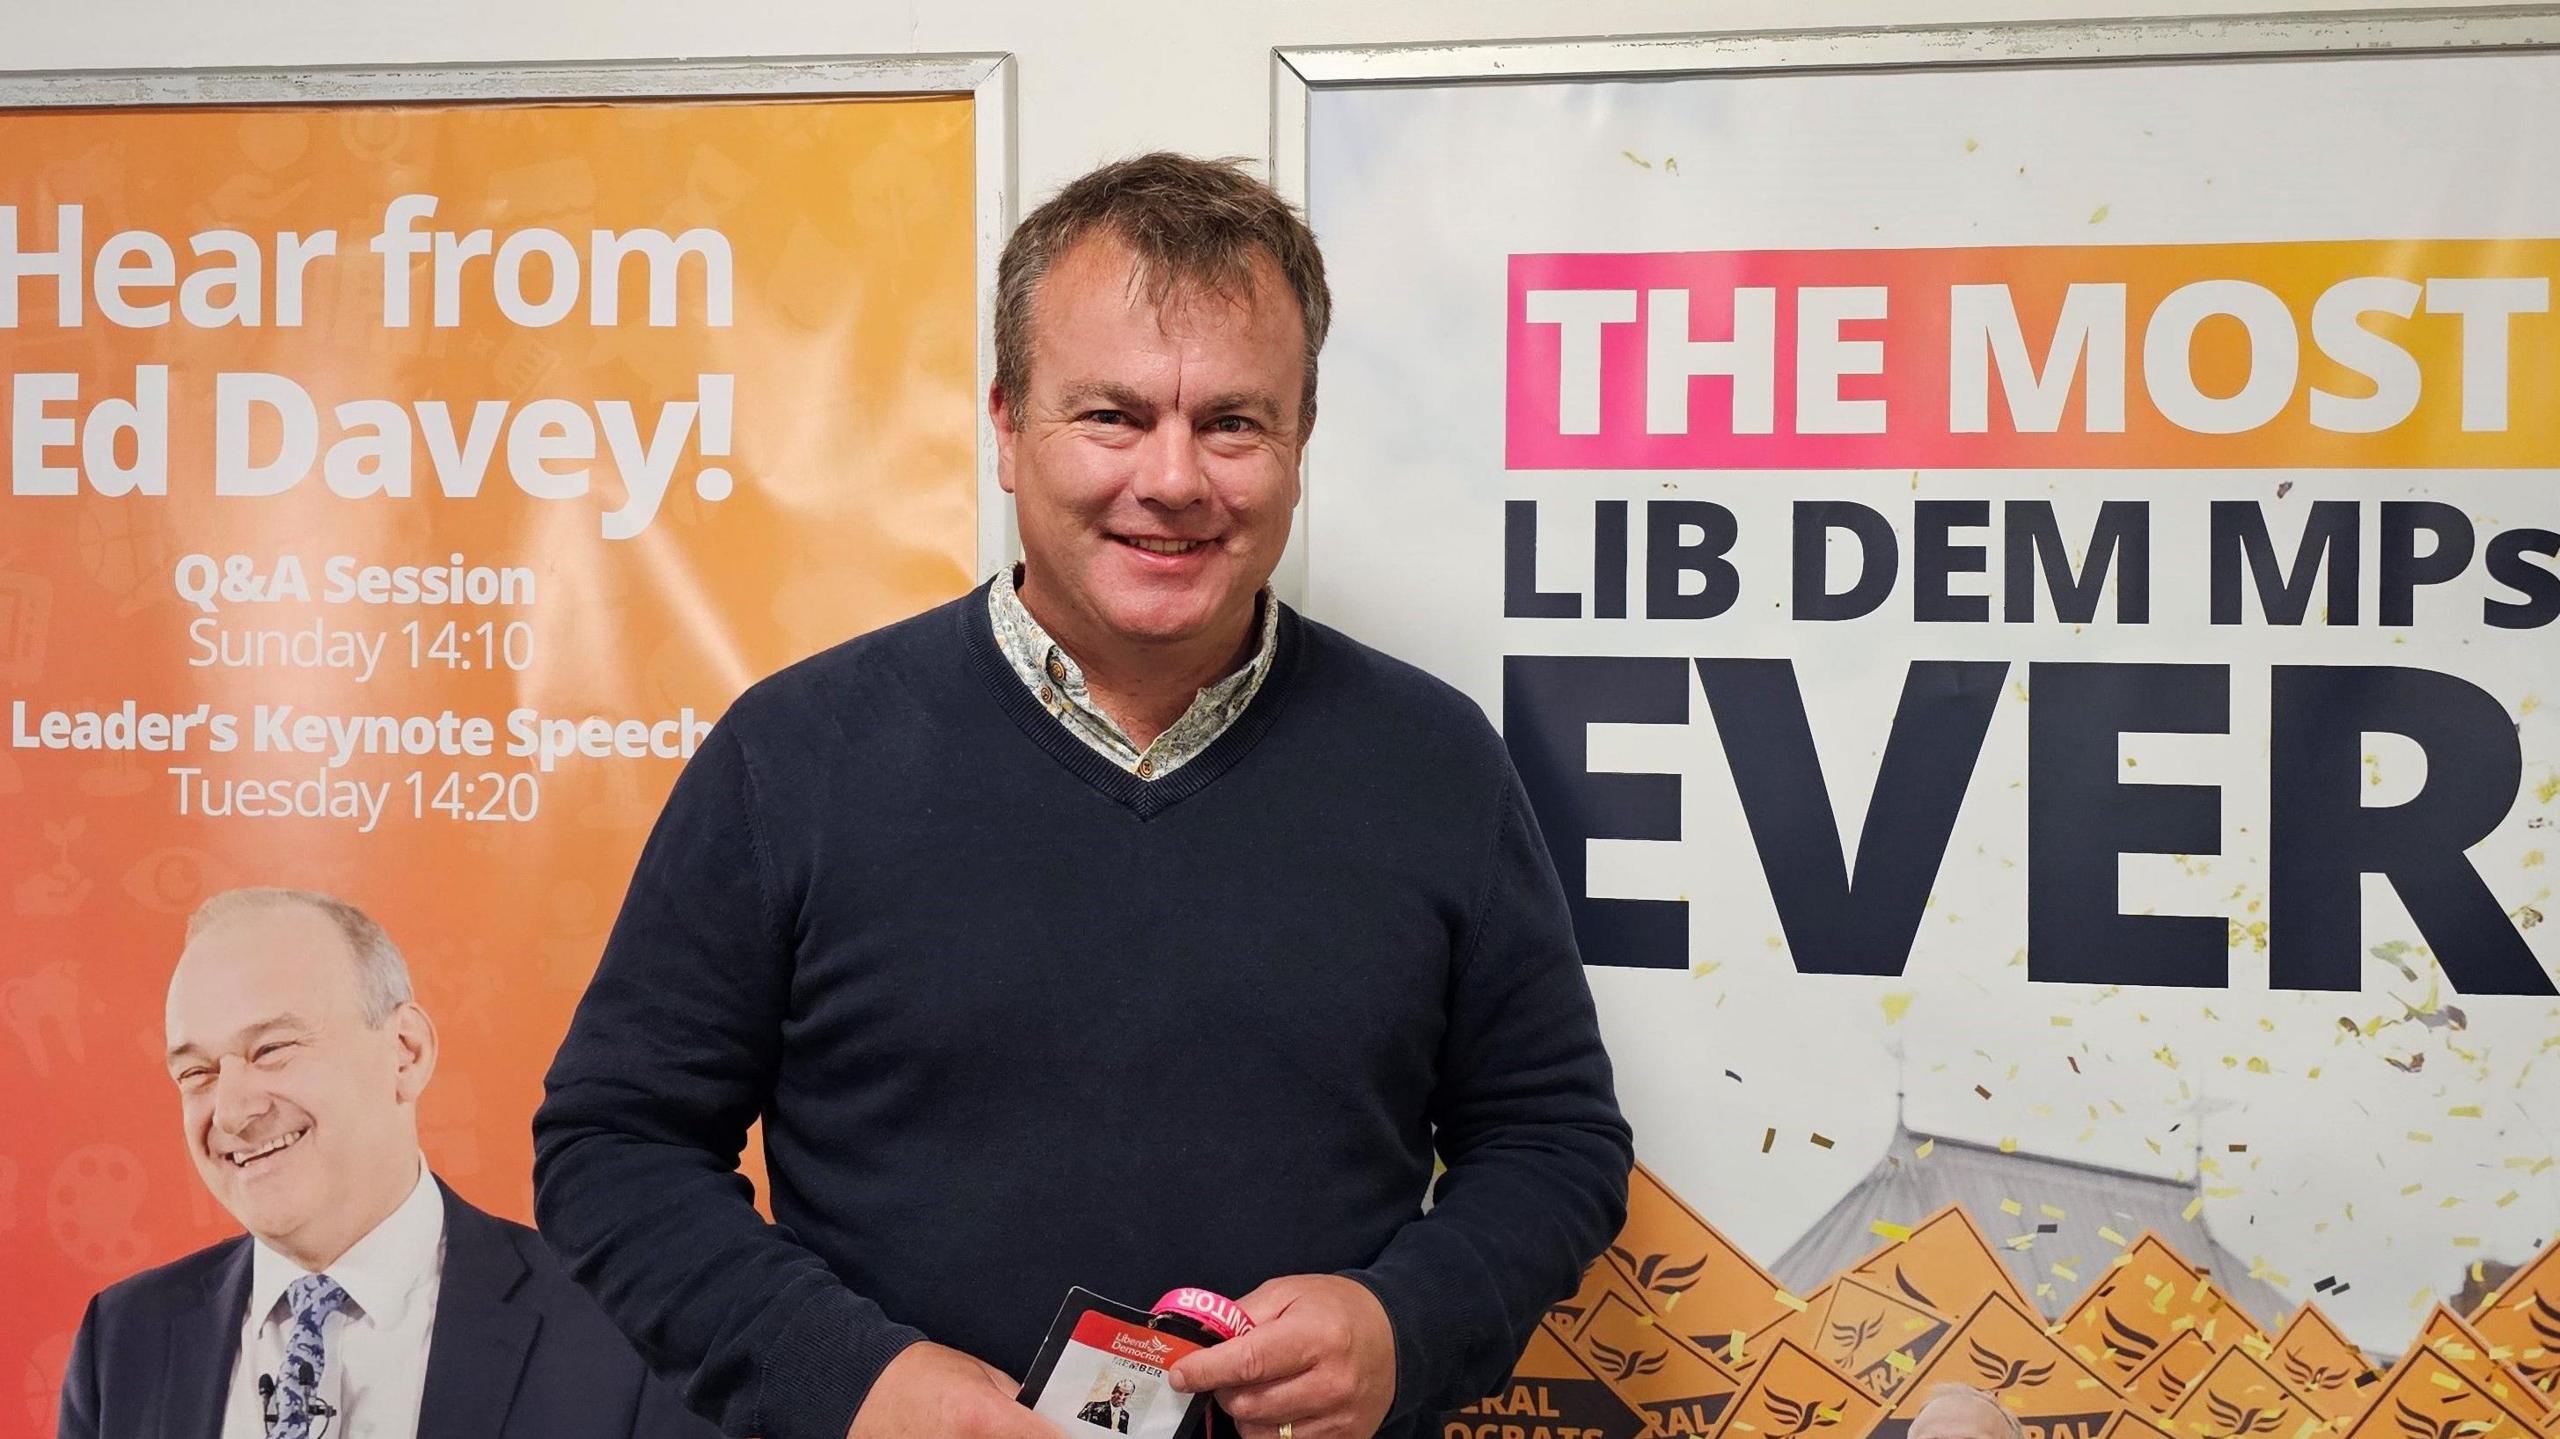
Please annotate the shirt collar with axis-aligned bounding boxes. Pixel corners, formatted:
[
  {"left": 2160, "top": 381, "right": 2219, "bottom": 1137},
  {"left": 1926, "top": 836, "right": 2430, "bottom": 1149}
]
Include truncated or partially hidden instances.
[
  {"left": 247, "top": 1157, "right": 444, "bottom": 1333},
  {"left": 988, "top": 565, "right": 1279, "bottom": 735}
]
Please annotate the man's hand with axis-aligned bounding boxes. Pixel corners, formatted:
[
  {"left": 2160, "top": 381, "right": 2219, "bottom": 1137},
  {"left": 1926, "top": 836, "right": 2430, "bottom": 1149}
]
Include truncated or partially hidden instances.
[
  {"left": 847, "top": 1341, "right": 1056, "bottom": 1439},
  {"left": 1166, "top": 1275, "right": 1396, "bottom": 1439}
]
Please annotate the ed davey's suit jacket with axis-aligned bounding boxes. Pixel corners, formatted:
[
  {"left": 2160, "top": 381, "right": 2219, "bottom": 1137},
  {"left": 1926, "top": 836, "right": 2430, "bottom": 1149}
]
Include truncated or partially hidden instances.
[{"left": 57, "top": 1177, "right": 712, "bottom": 1439}]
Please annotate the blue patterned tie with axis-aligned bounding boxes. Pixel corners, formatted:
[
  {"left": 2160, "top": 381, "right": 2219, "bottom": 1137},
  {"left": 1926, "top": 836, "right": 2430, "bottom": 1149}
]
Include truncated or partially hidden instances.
[{"left": 265, "top": 1273, "right": 350, "bottom": 1439}]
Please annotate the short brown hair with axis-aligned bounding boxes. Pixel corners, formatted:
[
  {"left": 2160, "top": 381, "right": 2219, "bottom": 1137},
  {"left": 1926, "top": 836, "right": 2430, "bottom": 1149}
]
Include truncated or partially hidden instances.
[{"left": 993, "top": 152, "right": 1331, "bottom": 436}]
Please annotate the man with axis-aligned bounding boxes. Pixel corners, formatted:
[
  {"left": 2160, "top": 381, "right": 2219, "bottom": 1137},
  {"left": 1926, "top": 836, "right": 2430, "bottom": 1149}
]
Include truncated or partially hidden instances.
[
  {"left": 57, "top": 888, "right": 710, "bottom": 1439},
  {"left": 533, "top": 153, "right": 1633, "bottom": 1439},
  {"left": 1075, "top": 1380, "right": 1136, "bottom": 1433},
  {"left": 1908, "top": 1386, "right": 2029, "bottom": 1439}
]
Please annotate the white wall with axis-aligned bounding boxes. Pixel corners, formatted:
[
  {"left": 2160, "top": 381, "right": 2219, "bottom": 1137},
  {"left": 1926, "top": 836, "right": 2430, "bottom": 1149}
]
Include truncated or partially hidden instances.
[{"left": 0, "top": 0, "right": 2508, "bottom": 208}]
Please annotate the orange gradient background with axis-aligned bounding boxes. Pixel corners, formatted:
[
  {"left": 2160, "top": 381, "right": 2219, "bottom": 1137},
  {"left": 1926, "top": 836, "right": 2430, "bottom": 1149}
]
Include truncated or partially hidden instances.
[{"left": 0, "top": 93, "right": 980, "bottom": 1431}]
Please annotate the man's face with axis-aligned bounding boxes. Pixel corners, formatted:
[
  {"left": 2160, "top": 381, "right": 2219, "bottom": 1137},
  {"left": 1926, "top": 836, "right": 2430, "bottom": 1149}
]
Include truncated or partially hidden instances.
[
  {"left": 1909, "top": 1393, "right": 2015, "bottom": 1439},
  {"left": 164, "top": 906, "right": 431, "bottom": 1260},
  {"left": 993, "top": 233, "right": 1307, "bottom": 654}
]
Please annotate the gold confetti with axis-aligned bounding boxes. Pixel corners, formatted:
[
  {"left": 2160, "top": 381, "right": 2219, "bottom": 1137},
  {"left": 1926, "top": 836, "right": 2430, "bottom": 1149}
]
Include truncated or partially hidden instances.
[
  {"left": 2052, "top": 1263, "right": 2080, "bottom": 1281},
  {"left": 1881, "top": 991, "right": 1914, "bottom": 1024},
  {"left": 1915, "top": 1139, "right": 1936, "bottom": 1160},
  {"left": 1727, "top": 1330, "right": 1745, "bottom": 1362},
  {"left": 1775, "top": 1289, "right": 1808, "bottom": 1312},
  {"left": 2001, "top": 1198, "right": 2024, "bottom": 1216},
  {"left": 2099, "top": 1226, "right": 2128, "bottom": 1246},
  {"left": 2182, "top": 1195, "right": 2206, "bottom": 1221},
  {"left": 1761, "top": 1128, "right": 1776, "bottom": 1153},
  {"left": 1810, "top": 1133, "right": 1835, "bottom": 1149},
  {"left": 1871, "top": 1220, "right": 1914, "bottom": 1242},
  {"left": 1999, "top": 1136, "right": 2019, "bottom": 1153},
  {"left": 2039, "top": 1203, "right": 2066, "bottom": 1220},
  {"left": 2449, "top": 1105, "right": 2482, "bottom": 1118},
  {"left": 1886, "top": 1350, "right": 1917, "bottom": 1373},
  {"left": 2408, "top": 1131, "right": 2435, "bottom": 1143},
  {"left": 2051, "top": 1015, "right": 2074, "bottom": 1026}
]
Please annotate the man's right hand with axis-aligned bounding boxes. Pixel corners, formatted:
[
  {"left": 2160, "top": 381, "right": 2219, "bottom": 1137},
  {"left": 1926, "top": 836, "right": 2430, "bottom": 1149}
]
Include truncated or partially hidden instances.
[{"left": 847, "top": 1342, "right": 1059, "bottom": 1439}]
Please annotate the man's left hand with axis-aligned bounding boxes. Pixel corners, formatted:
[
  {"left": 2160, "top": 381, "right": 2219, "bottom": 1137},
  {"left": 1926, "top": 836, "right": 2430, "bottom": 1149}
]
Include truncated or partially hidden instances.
[{"left": 1166, "top": 1274, "right": 1396, "bottom": 1439}]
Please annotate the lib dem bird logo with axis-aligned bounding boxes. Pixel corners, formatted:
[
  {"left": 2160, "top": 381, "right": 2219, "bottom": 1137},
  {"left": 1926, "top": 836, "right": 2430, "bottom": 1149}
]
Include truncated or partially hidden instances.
[
  {"left": 2154, "top": 1364, "right": 2200, "bottom": 1405},
  {"left": 2204, "top": 1393, "right": 2286, "bottom": 1439},
  {"left": 1829, "top": 1315, "right": 1883, "bottom": 1356},
  {"left": 2100, "top": 1310, "right": 2163, "bottom": 1374},
  {"left": 2280, "top": 1351, "right": 2351, "bottom": 1393},
  {"left": 1969, "top": 1341, "right": 2055, "bottom": 1391},
  {"left": 1587, "top": 1337, "right": 1670, "bottom": 1384},
  {"left": 1890, "top": 1266, "right": 1941, "bottom": 1313},
  {"left": 2519, "top": 1294, "right": 2560, "bottom": 1386},
  {"left": 1610, "top": 1246, "right": 1712, "bottom": 1304},
  {"left": 2394, "top": 1400, "right": 2495, "bottom": 1439},
  {"left": 1763, "top": 1391, "right": 1844, "bottom": 1439}
]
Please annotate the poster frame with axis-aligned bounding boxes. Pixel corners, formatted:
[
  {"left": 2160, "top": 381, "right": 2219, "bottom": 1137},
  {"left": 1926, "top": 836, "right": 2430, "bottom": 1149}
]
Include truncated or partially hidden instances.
[
  {"left": 1265, "top": 4, "right": 2560, "bottom": 607},
  {"left": 0, "top": 52, "right": 1021, "bottom": 576}
]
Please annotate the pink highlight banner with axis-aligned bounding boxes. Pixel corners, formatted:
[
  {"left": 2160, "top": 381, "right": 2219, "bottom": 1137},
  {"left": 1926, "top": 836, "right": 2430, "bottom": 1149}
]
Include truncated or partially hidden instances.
[{"left": 1505, "top": 242, "right": 2560, "bottom": 471}]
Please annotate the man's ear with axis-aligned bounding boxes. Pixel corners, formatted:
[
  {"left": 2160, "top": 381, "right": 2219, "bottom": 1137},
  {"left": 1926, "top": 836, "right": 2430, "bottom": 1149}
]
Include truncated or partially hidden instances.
[
  {"left": 390, "top": 1001, "right": 438, "bottom": 1105},
  {"left": 990, "top": 383, "right": 1020, "bottom": 496}
]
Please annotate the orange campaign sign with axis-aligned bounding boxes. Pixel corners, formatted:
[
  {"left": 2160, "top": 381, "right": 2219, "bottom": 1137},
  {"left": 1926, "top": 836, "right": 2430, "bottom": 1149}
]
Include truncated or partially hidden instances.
[
  {"left": 1747, "top": 1281, "right": 1836, "bottom": 1372},
  {"left": 2059, "top": 1234, "right": 2268, "bottom": 1378},
  {"left": 1852, "top": 1203, "right": 2035, "bottom": 1320},
  {"left": 1711, "top": 1339, "right": 1885, "bottom": 1439},
  {"left": 2268, "top": 1305, "right": 2381, "bottom": 1424},
  {"left": 0, "top": 90, "right": 981, "bottom": 1411},
  {"left": 2129, "top": 1329, "right": 2239, "bottom": 1417},
  {"left": 1614, "top": 1161, "right": 1797, "bottom": 1341},
  {"left": 2161, "top": 1344, "right": 2323, "bottom": 1439},
  {"left": 1446, "top": 1322, "right": 1651, "bottom": 1439},
  {"left": 1880, "top": 1292, "right": 2135, "bottom": 1439},
  {"left": 1564, "top": 1285, "right": 1750, "bottom": 1437},
  {"left": 1812, "top": 1273, "right": 1955, "bottom": 1401},
  {"left": 2471, "top": 1248, "right": 2560, "bottom": 1406},
  {"left": 2416, "top": 1305, "right": 2555, "bottom": 1420},
  {"left": 2335, "top": 1344, "right": 2548, "bottom": 1439}
]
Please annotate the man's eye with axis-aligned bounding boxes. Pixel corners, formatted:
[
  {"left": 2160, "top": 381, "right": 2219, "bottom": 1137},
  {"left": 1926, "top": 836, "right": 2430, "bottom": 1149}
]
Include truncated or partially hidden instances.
[
  {"left": 252, "top": 1042, "right": 295, "bottom": 1064},
  {"left": 1085, "top": 410, "right": 1128, "bottom": 426},
  {"left": 1209, "top": 416, "right": 1257, "bottom": 435},
  {"left": 177, "top": 1067, "right": 211, "bottom": 1087}
]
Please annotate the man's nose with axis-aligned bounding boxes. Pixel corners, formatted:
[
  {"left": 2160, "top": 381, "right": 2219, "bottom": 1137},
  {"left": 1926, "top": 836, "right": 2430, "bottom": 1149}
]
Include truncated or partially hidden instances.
[
  {"left": 1128, "top": 421, "right": 1207, "bottom": 508},
  {"left": 208, "top": 1058, "right": 273, "bottom": 1136}
]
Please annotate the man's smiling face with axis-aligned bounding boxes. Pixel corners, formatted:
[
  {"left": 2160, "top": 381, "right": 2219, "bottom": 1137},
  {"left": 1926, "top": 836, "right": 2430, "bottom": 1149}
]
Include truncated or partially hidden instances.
[
  {"left": 993, "top": 232, "right": 1307, "bottom": 657},
  {"left": 164, "top": 903, "right": 429, "bottom": 1265}
]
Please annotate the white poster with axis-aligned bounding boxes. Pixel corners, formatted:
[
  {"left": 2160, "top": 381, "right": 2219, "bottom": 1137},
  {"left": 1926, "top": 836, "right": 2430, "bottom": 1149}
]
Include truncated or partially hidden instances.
[{"left": 1308, "top": 44, "right": 2560, "bottom": 1434}]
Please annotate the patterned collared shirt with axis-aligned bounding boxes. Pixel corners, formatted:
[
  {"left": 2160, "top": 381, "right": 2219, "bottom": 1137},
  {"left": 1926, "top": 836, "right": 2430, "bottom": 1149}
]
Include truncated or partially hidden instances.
[{"left": 988, "top": 566, "right": 1280, "bottom": 781}]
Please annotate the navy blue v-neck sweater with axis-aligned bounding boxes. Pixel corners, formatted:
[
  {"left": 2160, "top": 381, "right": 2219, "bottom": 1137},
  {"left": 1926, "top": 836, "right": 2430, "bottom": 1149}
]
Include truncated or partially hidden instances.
[{"left": 533, "top": 583, "right": 1633, "bottom": 1439}]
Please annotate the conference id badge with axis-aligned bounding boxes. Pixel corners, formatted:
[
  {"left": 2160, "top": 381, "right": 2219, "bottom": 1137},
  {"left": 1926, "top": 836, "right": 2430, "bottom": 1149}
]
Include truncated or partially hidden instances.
[{"left": 1018, "top": 1288, "right": 1213, "bottom": 1439}]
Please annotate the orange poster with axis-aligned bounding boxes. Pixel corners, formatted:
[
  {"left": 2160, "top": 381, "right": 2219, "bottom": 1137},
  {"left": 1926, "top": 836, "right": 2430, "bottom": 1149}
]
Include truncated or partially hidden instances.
[{"left": 0, "top": 90, "right": 980, "bottom": 1430}]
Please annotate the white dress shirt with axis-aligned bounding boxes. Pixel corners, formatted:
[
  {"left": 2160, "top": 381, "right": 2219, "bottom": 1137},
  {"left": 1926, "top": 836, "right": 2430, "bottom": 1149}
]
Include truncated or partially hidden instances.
[{"left": 221, "top": 1159, "right": 446, "bottom": 1439}]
